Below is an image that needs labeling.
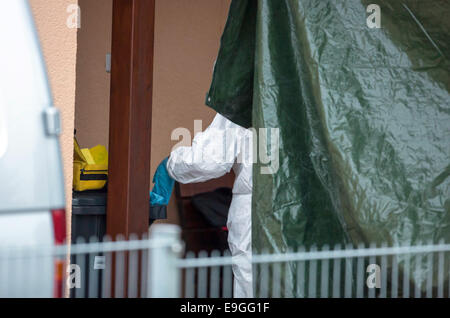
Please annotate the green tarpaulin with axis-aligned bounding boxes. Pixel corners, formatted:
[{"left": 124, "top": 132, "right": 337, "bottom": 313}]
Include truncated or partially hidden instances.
[{"left": 206, "top": 0, "right": 450, "bottom": 297}]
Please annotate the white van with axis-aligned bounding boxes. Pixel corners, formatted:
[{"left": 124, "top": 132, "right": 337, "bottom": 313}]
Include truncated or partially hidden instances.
[{"left": 0, "top": 0, "right": 66, "bottom": 298}]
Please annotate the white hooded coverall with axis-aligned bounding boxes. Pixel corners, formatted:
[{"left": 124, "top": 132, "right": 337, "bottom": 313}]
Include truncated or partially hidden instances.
[{"left": 167, "top": 113, "right": 253, "bottom": 298}]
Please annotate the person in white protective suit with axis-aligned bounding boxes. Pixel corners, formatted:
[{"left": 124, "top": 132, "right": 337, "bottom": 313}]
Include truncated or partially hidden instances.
[{"left": 166, "top": 113, "right": 253, "bottom": 298}]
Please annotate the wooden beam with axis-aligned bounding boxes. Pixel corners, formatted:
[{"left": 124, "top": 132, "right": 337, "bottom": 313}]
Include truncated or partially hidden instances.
[{"left": 107, "top": 0, "right": 155, "bottom": 239}]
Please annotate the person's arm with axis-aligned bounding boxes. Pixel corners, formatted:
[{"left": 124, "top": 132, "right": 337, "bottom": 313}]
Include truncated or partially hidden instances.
[{"left": 167, "top": 114, "right": 243, "bottom": 184}]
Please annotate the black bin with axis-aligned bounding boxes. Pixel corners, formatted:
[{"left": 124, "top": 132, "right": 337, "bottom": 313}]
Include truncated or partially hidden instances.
[
  {"left": 70, "top": 190, "right": 167, "bottom": 297},
  {"left": 72, "top": 190, "right": 107, "bottom": 242},
  {"left": 71, "top": 190, "right": 107, "bottom": 298}
]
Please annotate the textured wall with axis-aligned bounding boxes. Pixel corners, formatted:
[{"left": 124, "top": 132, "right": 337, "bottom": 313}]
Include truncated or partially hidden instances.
[
  {"left": 74, "top": 0, "right": 231, "bottom": 225},
  {"left": 29, "top": 0, "right": 78, "bottom": 238},
  {"left": 152, "top": 0, "right": 231, "bottom": 224},
  {"left": 75, "top": 0, "right": 112, "bottom": 150}
]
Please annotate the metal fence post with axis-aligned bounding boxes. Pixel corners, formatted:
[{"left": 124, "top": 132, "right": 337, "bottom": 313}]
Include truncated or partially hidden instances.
[{"left": 147, "top": 224, "right": 183, "bottom": 298}]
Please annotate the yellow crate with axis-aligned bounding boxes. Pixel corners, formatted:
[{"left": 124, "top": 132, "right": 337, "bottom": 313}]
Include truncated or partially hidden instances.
[{"left": 73, "top": 138, "right": 108, "bottom": 192}]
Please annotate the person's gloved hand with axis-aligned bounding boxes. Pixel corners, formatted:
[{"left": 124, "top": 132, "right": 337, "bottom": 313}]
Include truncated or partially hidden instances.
[{"left": 150, "top": 157, "right": 175, "bottom": 206}]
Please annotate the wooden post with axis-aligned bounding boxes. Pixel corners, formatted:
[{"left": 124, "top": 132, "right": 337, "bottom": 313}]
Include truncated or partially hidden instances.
[{"left": 107, "top": 0, "right": 155, "bottom": 240}]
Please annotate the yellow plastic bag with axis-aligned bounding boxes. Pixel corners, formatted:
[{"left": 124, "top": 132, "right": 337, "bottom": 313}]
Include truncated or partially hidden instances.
[{"left": 73, "top": 138, "right": 108, "bottom": 192}]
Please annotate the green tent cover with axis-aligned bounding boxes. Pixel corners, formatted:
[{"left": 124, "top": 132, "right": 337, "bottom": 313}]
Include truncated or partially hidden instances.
[{"left": 206, "top": 0, "right": 450, "bottom": 297}]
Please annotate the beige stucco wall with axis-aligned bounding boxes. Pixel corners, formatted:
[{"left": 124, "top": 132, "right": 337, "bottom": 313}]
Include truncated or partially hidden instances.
[
  {"left": 153, "top": 0, "right": 231, "bottom": 224},
  {"left": 75, "top": 0, "right": 231, "bottom": 225},
  {"left": 75, "top": 0, "right": 112, "bottom": 150},
  {"left": 30, "top": 0, "right": 78, "bottom": 239}
]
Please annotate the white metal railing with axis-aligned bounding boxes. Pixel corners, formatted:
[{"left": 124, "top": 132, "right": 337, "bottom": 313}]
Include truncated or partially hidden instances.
[
  {"left": 0, "top": 225, "right": 449, "bottom": 298},
  {"left": 180, "top": 242, "right": 450, "bottom": 298},
  {"left": 0, "top": 225, "right": 184, "bottom": 298}
]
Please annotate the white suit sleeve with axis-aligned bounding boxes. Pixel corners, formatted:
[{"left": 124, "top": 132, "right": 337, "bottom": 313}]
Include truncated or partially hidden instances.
[{"left": 167, "top": 114, "right": 243, "bottom": 184}]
